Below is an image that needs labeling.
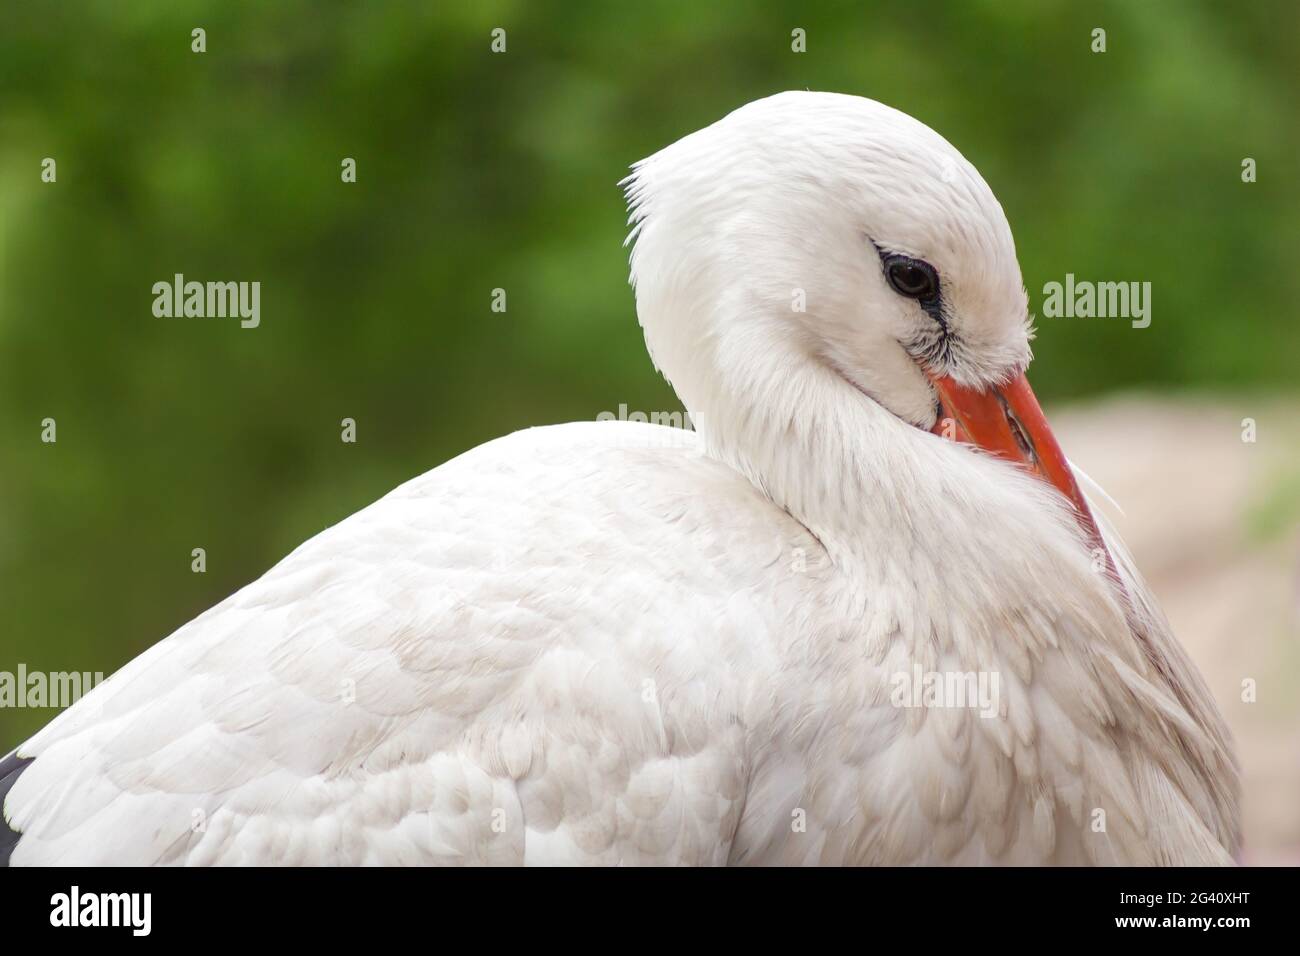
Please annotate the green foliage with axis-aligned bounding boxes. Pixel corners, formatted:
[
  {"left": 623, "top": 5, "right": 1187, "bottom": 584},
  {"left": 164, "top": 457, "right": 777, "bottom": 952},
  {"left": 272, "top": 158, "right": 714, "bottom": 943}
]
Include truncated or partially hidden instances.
[{"left": 0, "top": 1, "right": 1295, "bottom": 741}]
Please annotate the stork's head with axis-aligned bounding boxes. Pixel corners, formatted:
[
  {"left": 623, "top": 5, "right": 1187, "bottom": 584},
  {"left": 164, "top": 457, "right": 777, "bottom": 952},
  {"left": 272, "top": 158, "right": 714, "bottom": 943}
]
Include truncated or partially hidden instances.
[{"left": 624, "top": 90, "right": 1108, "bottom": 564}]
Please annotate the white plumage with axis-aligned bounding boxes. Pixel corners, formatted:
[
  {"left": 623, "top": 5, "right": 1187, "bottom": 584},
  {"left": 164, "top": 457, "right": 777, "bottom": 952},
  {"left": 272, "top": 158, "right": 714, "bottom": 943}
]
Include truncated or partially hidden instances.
[{"left": 1, "top": 92, "right": 1238, "bottom": 865}]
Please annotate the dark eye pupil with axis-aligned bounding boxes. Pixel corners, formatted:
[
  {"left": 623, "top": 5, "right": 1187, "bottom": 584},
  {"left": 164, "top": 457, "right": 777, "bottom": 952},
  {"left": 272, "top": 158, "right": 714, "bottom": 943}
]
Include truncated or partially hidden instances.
[
  {"left": 887, "top": 260, "right": 936, "bottom": 298},
  {"left": 895, "top": 266, "right": 925, "bottom": 292}
]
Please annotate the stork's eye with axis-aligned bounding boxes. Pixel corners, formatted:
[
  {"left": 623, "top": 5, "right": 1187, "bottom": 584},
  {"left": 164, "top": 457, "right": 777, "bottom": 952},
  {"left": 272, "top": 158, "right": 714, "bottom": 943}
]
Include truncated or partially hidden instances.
[{"left": 883, "top": 255, "right": 939, "bottom": 301}]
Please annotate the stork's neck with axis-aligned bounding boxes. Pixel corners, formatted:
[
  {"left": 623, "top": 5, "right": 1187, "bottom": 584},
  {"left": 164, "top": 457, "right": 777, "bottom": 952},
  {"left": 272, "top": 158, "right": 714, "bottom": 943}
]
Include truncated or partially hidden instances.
[
  {"left": 669, "top": 317, "right": 1082, "bottom": 594},
  {"left": 681, "top": 337, "right": 920, "bottom": 571}
]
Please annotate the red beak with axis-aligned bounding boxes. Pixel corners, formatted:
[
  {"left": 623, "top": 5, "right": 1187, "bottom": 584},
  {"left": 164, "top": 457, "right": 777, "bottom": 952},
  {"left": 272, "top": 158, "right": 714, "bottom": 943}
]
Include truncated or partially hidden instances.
[{"left": 926, "top": 369, "right": 1116, "bottom": 580}]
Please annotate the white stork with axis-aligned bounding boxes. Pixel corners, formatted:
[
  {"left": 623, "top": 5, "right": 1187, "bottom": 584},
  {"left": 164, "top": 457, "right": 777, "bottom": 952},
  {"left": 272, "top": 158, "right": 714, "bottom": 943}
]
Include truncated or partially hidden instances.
[{"left": 1, "top": 91, "right": 1238, "bottom": 865}]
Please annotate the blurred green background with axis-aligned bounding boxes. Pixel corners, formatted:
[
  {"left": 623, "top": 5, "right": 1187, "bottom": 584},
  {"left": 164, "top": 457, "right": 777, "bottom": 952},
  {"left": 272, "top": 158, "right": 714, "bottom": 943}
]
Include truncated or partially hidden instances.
[{"left": 0, "top": 0, "right": 1296, "bottom": 758}]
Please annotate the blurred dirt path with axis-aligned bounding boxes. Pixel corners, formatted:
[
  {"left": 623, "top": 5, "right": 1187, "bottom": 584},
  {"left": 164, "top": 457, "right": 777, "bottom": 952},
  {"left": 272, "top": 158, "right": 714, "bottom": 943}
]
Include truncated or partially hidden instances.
[{"left": 1054, "top": 394, "right": 1300, "bottom": 864}]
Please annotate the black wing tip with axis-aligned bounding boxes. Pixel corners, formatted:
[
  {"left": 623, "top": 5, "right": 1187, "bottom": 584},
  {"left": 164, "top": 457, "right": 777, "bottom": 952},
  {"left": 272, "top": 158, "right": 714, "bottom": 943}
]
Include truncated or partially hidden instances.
[{"left": 0, "top": 751, "right": 34, "bottom": 867}]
